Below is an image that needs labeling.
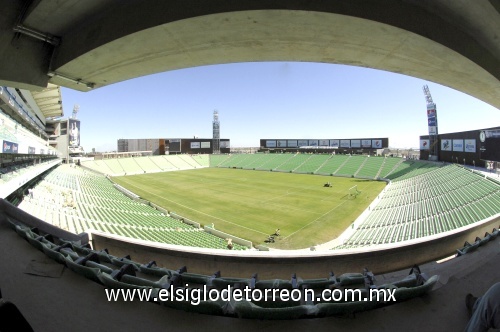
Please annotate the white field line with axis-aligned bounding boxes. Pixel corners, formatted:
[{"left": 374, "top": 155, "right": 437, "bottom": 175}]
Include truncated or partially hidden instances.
[
  {"left": 260, "top": 201, "right": 323, "bottom": 215},
  {"left": 257, "top": 188, "right": 325, "bottom": 215},
  {"left": 118, "top": 173, "right": 381, "bottom": 243},
  {"left": 283, "top": 200, "right": 348, "bottom": 240},
  {"left": 283, "top": 181, "right": 377, "bottom": 240},
  {"left": 185, "top": 177, "right": 325, "bottom": 215},
  {"left": 115, "top": 178, "right": 269, "bottom": 236}
]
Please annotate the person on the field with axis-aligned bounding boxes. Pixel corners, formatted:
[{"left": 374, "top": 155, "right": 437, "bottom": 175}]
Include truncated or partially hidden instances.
[
  {"left": 464, "top": 282, "right": 500, "bottom": 331},
  {"left": 275, "top": 229, "right": 280, "bottom": 236}
]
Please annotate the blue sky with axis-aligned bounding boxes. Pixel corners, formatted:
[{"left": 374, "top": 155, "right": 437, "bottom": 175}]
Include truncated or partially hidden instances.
[{"left": 60, "top": 62, "right": 499, "bottom": 152}]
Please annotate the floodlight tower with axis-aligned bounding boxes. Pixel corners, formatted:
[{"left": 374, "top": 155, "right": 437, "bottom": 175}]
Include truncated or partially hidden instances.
[
  {"left": 212, "top": 110, "right": 220, "bottom": 154},
  {"left": 72, "top": 104, "right": 80, "bottom": 119},
  {"left": 423, "top": 85, "right": 439, "bottom": 161}
]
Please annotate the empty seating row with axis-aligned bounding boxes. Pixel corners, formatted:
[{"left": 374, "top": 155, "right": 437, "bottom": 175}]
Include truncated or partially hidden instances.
[
  {"left": 17, "top": 164, "right": 250, "bottom": 250},
  {"left": 213, "top": 153, "right": 404, "bottom": 179},
  {"left": 337, "top": 164, "right": 500, "bottom": 248},
  {"left": 81, "top": 155, "right": 211, "bottom": 176},
  {"left": 10, "top": 220, "right": 439, "bottom": 320}
]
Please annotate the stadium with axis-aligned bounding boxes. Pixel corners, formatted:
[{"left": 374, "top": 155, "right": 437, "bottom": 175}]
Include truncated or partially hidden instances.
[{"left": 0, "top": 1, "right": 499, "bottom": 331}]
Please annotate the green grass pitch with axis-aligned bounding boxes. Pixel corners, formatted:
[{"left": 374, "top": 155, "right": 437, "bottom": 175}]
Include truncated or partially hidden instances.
[{"left": 112, "top": 168, "right": 386, "bottom": 249}]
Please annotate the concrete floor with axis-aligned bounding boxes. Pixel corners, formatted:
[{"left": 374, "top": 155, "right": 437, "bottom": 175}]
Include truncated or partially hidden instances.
[{"left": 0, "top": 218, "right": 499, "bottom": 332}]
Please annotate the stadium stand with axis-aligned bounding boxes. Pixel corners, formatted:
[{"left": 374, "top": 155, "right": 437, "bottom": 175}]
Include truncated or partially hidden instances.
[
  {"left": 336, "top": 164, "right": 500, "bottom": 249},
  {"left": 16, "top": 164, "right": 249, "bottom": 250},
  {"left": 210, "top": 153, "right": 406, "bottom": 179},
  {"left": 222, "top": 153, "right": 257, "bottom": 168},
  {"left": 83, "top": 160, "right": 115, "bottom": 175},
  {"left": 149, "top": 156, "right": 178, "bottom": 171},
  {"left": 102, "top": 159, "right": 126, "bottom": 176},
  {"left": 335, "top": 155, "right": 367, "bottom": 177},
  {"left": 383, "top": 160, "right": 434, "bottom": 180},
  {"left": 355, "top": 156, "right": 386, "bottom": 178},
  {"left": 133, "top": 156, "right": 163, "bottom": 173},
  {"left": 316, "top": 155, "right": 350, "bottom": 175},
  {"left": 294, "top": 154, "right": 331, "bottom": 173},
  {"left": 177, "top": 154, "right": 199, "bottom": 168},
  {"left": 191, "top": 154, "right": 210, "bottom": 167},
  {"left": 118, "top": 157, "right": 145, "bottom": 174},
  {"left": 255, "top": 154, "right": 295, "bottom": 171},
  {"left": 15, "top": 152, "right": 497, "bottom": 259},
  {"left": 209, "top": 154, "right": 231, "bottom": 167},
  {"left": 211, "top": 153, "right": 400, "bottom": 179},
  {"left": 377, "top": 157, "right": 404, "bottom": 178},
  {"left": 81, "top": 155, "right": 210, "bottom": 175},
  {"left": 167, "top": 155, "right": 199, "bottom": 170},
  {"left": 244, "top": 153, "right": 274, "bottom": 169},
  {"left": 274, "top": 153, "right": 309, "bottom": 172}
]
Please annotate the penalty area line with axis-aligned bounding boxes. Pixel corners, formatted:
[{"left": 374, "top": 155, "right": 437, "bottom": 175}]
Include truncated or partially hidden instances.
[
  {"left": 115, "top": 179, "right": 269, "bottom": 236},
  {"left": 283, "top": 200, "right": 348, "bottom": 240}
]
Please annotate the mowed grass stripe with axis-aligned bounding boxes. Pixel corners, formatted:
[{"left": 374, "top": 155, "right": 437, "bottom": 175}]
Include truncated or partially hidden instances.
[{"left": 112, "top": 168, "right": 386, "bottom": 249}]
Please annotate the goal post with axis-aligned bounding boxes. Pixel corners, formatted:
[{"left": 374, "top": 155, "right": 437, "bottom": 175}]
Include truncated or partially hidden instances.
[{"left": 349, "top": 185, "right": 361, "bottom": 198}]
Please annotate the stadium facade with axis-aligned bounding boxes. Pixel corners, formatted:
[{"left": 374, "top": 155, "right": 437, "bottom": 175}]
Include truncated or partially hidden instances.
[
  {"left": 420, "top": 126, "right": 500, "bottom": 170},
  {"left": 0, "top": 85, "right": 62, "bottom": 199},
  {"left": 46, "top": 117, "right": 85, "bottom": 162},
  {"left": 0, "top": 85, "right": 86, "bottom": 164},
  {"left": 117, "top": 138, "right": 230, "bottom": 155},
  {"left": 0, "top": 85, "right": 63, "bottom": 158},
  {"left": 259, "top": 138, "right": 389, "bottom": 154}
]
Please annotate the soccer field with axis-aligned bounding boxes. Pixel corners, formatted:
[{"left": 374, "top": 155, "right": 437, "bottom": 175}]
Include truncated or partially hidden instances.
[{"left": 112, "top": 168, "right": 386, "bottom": 249}]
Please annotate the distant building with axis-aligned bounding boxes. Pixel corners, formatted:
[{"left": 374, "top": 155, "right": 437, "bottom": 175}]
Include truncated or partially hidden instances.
[
  {"left": 259, "top": 138, "right": 389, "bottom": 155},
  {"left": 117, "top": 138, "right": 230, "bottom": 155},
  {"left": 117, "top": 138, "right": 160, "bottom": 154}
]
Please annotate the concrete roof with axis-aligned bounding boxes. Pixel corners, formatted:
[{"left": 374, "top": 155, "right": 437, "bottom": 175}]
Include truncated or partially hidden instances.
[
  {"left": 29, "top": 84, "right": 63, "bottom": 119},
  {"left": 0, "top": 0, "right": 498, "bottom": 108}
]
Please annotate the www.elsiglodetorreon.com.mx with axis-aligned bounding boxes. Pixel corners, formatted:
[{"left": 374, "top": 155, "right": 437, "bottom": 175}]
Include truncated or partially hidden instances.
[{"left": 105, "top": 285, "right": 397, "bottom": 305}]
